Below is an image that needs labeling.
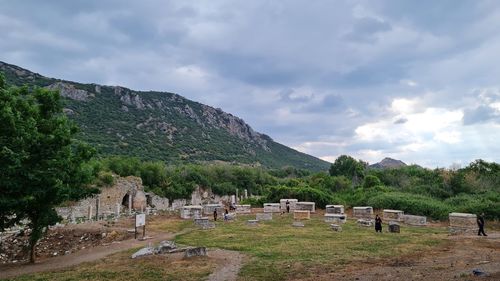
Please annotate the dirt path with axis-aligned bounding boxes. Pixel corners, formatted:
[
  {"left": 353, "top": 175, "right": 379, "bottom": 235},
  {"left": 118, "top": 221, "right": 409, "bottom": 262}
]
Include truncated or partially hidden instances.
[
  {"left": 207, "top": 249, "right": 245, "bottom": 281},
  {"left": 316, "top": 232, "right": 500, "bottom": 281},
  {"left": 0, "top": 231, "right": 174, "bottom": 279}
]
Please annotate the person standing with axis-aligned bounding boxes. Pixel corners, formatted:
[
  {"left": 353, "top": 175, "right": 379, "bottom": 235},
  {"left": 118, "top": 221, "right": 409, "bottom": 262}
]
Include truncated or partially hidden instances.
[
  {"left": 477, "top": 213, "right": 487, "bottom": 236},
  {"left": 375, "top": 214, "right": 383, "bottom": 233},
  {"left": 213, "top": 209, "right": 218, "bottom": 221},
  {"left": 286, "top": 200, "right": 290, "bottom": 213}
]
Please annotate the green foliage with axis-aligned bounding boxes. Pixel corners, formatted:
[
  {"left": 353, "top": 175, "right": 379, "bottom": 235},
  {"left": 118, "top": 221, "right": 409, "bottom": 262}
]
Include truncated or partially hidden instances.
[
  {"left": 240, "top": 197, "right": 266, "bottom": 207},
  {"left": 367, "top": 192, "right": 451, "bottom": 220},
  {"left": 329, "top": 155, "right": 367, "bottom": 185},
  {"left": 98, "top": 171, "right": 115, "bottom": 186},
  {"left": 266, "top": 185, "right": 335, "bottom": 208},
  {"left": 0, "top": 78, "right": 97, "bottom": 262},
  {"left": 363, "top": 175, "right": 382, "bottom": 189}
]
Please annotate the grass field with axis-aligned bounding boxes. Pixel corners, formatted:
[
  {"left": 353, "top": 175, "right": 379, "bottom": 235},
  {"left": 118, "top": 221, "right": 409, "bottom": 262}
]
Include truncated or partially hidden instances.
[
  {"left": 176, "top": 213, "right": 448, "bottom": 281},
  {"left": 3, "top": 213, "right": 449, "bottom": 281}
]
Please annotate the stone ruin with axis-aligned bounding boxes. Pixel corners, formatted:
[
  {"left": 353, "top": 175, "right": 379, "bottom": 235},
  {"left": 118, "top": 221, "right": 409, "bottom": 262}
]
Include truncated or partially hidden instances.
[
  {"left": 56, "top": 176, "right": 169, "bottom": 223},
  {"left": 357, "top": 219, "right": 373, "bottom": 227},
  {"left": 383, "top": 209, "right": 404, "bottom": 222},
  {"left": 330, "top": 224, "right": 342, "bottom": 232},
  {"left": 294, "top": 210, "right": 311, "bottom": 220},
  {"left": 280, "top": 199, "right": 298, "bottom": 211},
  {"left": 131, "top": 240, "right": 207, "bottom": 259},
  {"left": 180, "top": 205, "right": 203, "bottom": 219},
  {"left": 234, "top": 204, "right": 252, "bottom": 214},
  {"left": 203, "top": 204, "right": 224, "bottom": 216},
  {"left": 324, "top": 214, "right": 347, "bottom": 224},
  {"left": 353, "top": 206, "right": 373, "bottom": 219},
  {"left": 388, "top": 221, "right": 401, "bottom": 233},
  {"left": 194, "top": 217, "right": 215, "bottom": 229},
  {"left": 403, "top": 214, "right": 427, "bottom": 226},
  {"left": 326, "top": 205, "right": 344, "bottom": 214},
  {"left": 247, "top": 219, "right": 259, "bottom": 226},
  {"left": 325, "top": 204, "right": 346, "bottom": 223},
  {"left": 296, "top": 202, "right": 316, "bottom": 213},
  {"left": 256, "top": 213, "right": 273, "bottom": 221},
  {"left": 263, "top": 203, "right": 281, "bottom": 213},
  {"left": 449, "top": 212, "right": 478, "bottom": 235}
]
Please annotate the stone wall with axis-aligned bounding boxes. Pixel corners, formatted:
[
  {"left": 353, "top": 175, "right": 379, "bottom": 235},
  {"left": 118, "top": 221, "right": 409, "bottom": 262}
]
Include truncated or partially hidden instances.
[
  {"left": 383, "top": 209, "right": 404, "bottom": 221},
  {"left": 180, "top": 206, "right": 203, "bottom": 219},
  {"left": 263, "top": 203, "right": 281, "bottom": 213},
  {"left": 280, "top": 199, "right": 298, "bottom": 211},
  {"left": 325, "top": 205, "right": 344, "bottom": 214},
  {"left": 403, "top": 214, "right": 427, "bottom": 226},
  {"left": 149, "top": 194, "right": 169, "bottom": 211},
  {"left": 449, "top": 213, "right": 478, "bottom": 235},
  {"left": 235, "top": 204, "right": 251, "bottom": 214},
  {"left": 296, "top": 202, "right": 315, "bottom": 213},
  {"left": 353, "top": 207, "right": 373, "bottom": 219},
  {"left": 294, "top": 210, "right": 311, "bottom": 220}
]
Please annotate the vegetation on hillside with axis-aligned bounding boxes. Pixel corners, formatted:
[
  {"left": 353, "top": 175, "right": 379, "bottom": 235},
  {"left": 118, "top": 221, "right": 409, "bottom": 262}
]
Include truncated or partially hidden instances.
[{"left": 96, "top": 155, "right": 500, "bottom": 220}]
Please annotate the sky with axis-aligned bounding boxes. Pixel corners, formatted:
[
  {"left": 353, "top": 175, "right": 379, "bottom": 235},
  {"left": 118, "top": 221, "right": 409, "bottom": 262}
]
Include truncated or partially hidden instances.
[{"left": 1, "top": 0, "right": 500, "bottom": 168}]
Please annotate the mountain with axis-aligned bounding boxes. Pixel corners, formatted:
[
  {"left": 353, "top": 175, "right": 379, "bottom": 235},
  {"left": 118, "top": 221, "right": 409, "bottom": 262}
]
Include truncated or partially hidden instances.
[
  {"left": 369, "top": 157, "right": 407, "bottom": 169},
  {"left": 0, "top": 61, "right": 330, "bottom": 171}
]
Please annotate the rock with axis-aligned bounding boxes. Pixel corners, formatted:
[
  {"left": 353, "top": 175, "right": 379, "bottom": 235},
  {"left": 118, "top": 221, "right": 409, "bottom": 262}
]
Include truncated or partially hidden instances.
[
  {"left": 131, "top": 247, "right": 154, "bottom": 259},
  {"left": 389, "top": 221, "right": 401, "bottom": 233},
  {"left": 184, "top": 247, "right": 207, "bottom": 258},
  {"left": 155, "top": 241, "right": 177, "bottom": 254},
  {"left": 292, "top": 221, "right": 304, "bottom": 227},
  {"left": 472, "top": 269, "right": 488, "bottom": 276}
]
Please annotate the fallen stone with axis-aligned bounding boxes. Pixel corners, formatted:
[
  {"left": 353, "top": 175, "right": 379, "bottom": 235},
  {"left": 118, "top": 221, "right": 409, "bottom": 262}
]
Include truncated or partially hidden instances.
[
  {"left": 330, "top": 224, "right": 342, "bottom": 232},
  {"left": 292, "top": 221, "right": 304, "bottom": 227},
  {"left": 357, "top": 219, "right": 373, "bottom": 227},
  {"left": 155, "top": 240, "right": 177, "bottom": 254},
  {"left": 184, "top": 247, "right": 207, "bottom": 258},
  {"left": 389, "top": 221, "right": 401, "bottom": 233},
  {"left": 131, "top": 247, "right": 154, "bottom": 259},
  {"left": 247, "top": 219, "right": 259, "bottom": 226}
]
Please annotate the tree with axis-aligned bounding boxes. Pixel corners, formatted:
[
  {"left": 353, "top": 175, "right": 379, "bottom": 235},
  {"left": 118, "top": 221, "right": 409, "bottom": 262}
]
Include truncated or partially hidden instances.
[
  {"left": 329, "top": 155, "right": 367, "bottom": 185},
  {"left": 0, "top": 76, "right": 97, "bottom": 263}
]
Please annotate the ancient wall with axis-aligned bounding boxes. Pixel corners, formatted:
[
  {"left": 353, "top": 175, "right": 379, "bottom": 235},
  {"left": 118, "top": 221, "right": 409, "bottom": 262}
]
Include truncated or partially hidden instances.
[
  {"left": 296, "top": 202, "right": 315, "bottom": 213},
  {"left": 325, "top": 205, "right": 344, "bottom": 214},
  {"left": 383, "top": 209, "right": 404, "bottom": 221},
  {"left": 449, "top": 213, "right": 478, "bottom": 235},
  {"left": 353, "top": 207, "right": 373, "bottom": 219},
  {"left": 263, "top": 203, "right": 281, "bottom": 213},
  {"left": 280, "top": 199, "right": 298, "bottom": 211}
]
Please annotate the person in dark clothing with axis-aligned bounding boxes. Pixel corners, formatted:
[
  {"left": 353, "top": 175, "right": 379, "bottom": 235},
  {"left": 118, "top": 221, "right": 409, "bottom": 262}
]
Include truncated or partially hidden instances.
[
  {"left": 213, "top": 209, "right": 218, "bottom": 221},
  {"left": 477, "top": 213, "right": 487, "bottom": 236},
  {"left": 286, "top": 200, "right": 290, "bottom": 213},
  {"left": 224, "top": 208, "right": 229, "bottom": 221},
  {"left": 375, "top": 214, "right": 382, "bottom": 233}
]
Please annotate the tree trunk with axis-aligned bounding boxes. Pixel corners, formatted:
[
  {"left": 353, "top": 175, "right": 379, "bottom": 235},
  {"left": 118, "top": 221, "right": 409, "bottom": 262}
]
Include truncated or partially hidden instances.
[
  {"left": 29, "top": 239, "right": 37, "bottom": 263},
  {"left": 28, "top": 220, "right": 41, "bottom": 264}
]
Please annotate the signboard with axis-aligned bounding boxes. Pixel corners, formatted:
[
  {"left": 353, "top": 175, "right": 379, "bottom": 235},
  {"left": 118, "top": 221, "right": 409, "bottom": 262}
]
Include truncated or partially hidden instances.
[{"left": 135, "top": 214, "right": 146, "bottom": 227}]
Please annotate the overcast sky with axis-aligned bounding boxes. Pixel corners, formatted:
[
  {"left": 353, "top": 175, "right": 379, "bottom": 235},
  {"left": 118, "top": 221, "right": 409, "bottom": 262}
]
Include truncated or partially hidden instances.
[{"left": 2, "top": 0, "right": 500, "bottom": 168}]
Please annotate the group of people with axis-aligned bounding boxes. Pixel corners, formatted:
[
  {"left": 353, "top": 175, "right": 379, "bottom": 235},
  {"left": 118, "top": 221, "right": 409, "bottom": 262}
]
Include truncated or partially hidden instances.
[
  {"left": 373, "top": 213, "right": 488, "bottom": 236},
  {"left": 213, "top": 208, "right": 230, "bottom": 221}
]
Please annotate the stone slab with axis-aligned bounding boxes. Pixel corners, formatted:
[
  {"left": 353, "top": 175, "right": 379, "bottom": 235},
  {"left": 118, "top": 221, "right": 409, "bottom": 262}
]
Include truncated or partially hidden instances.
[
  {"left": 383, "top": 209, "right": 404, "bottom": 221},
  {"left": 263, "top": 203, "right": 281, "bottom": 213},
  {"left": 294, "top": 210, "right": 311, "bottom": 220},
  {"left": 449, "top": 213, "right": 478, "bottom": 235},
  {"left": 235, "top": 204, "right": 251, "bottom": 214},
  {"left": 324, "top": 213, "right": 347, "bottom": 223},
  {"left": 325, "top": 205, "right": 345, "bottom": 214},
  {"left": 389, "top": 221, "right": 401, "bottom": 233},
  {"left": 280, "top": 199, "right": 298, "bottom": 212},
  {"left": 357, "top": 219, "right": 373, "bottom": 227},
  {"left": 184, "top": 247, "right": 207, "bottom": 258},
  {"left": 330, "top": 224, "right": 342, "bottom": 232},
  {"left": 292, "top": 221, "right": 305, "bottom": 227},
  {"left": 353, "top": 206, "right": 373, "bottom": 218},
  {"left": 403, "top": 214, "right": 427, "bottom": 226},
  {"left": 256, "top": 213, "right": 273, "bottom": 221},
  {"left": 296, "top": 202, "right": 316, "bottom": 213},
  {"left": 180, "top": 205, "right": 203, "bottom": 219}
]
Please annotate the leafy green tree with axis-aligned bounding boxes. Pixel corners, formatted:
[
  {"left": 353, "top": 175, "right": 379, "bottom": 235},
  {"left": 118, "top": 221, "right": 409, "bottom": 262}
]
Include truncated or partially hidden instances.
[
  {"left": 329, "top": 155, "right": 367, "bottom": 185},
  {"left": 0, "top": 77, "right": 97, "bottom": 262},
  {"left": 363, "top": 175, "right": 382, "bottom": 189}
]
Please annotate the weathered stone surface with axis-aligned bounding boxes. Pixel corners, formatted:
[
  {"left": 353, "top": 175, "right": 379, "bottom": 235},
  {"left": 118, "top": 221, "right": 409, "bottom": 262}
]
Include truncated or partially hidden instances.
[
  {"left": 263, "top": 203, "right": 281, "bottom": 213},
  {"left": 296, "top": 202, "right": 315, "bottom": 213},
  {"left": 403, "top": 214, "right": 427, "bottom": 226},
  {"left": 194, "top": 217, "right": 215, "bottom": 229},
  {"left": 357, "top": 219, "right": 373, "bottom": 227},
  {"left": 330, "top": 224, "right": 342, "bottom": 232},
  {"left": 46, "top": 82, "right": 94, "bottom": 101},
  {"left": 294, "top": 210, "right": 311, "bottom": 220},
  {"left": 149, "top": 194, "right": 169, "bottom": 211},
  {"left": 235, "top": 204, "right": 251, "bottom": 214},
  {"left": 353, "top": 206, "right": 373, "bottom": 219},
  {"left": 280, "top": 199, "right": 298, "bottom": 211},
  {"left": 180, "top": 205, "right": 203, "bottom": 219},
  {"left": 383, "top": 209, "right": 404, "bottom": 221},
  {"left": 325, "top": 205, "right": 344, "bottom": 214},
  {"left": 247, "top": 219, "right": 259, "bottom": 226},
  {"left": 132, "top": 190, "right": 147, "bottom": 211},
  {"left": 184, "top": 247, "right": 207, "bottom": 258},
  {"left": 449, "top": 213, "right": 478, "bottom": 235},
  {"left": 131, "top": 247, "right": 154, "bottom": 259},
  {"left": 203, "top": 204, "right": 223, "bottom": 215},
  {"left": 155, "top": 241, "right": 177, "bottom": 254},
  {"left": 256, "top": 213, "right": 273, "bottom": 221},
  {"left": 292, "top": 221, "right": 305, "bottom": 227},
  {"left": 324, "top": 213, "right": 347, "bottom": 224},
  {"left": 389, "top": 221, "right": 401, "bottom": 233}
]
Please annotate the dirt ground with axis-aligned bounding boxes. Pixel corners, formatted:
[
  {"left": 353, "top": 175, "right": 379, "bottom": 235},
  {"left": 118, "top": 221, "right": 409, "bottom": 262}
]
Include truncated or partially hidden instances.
[{"left": 297, "top": 232, "right": 500, "bottom": 281}]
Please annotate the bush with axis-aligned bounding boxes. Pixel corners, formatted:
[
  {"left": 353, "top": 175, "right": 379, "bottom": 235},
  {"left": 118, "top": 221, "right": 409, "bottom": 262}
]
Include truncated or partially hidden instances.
[
  {"left": 367, "top": 192, "right": 451, "bottom": 220},
  {"left": 98, "top": 171, "right": 115, "bottom": 186},
  {"left": 266, "top": 185, "right": 335, "bottom": 208},
  {"left": 363, "top": 175, "right": 382, "bottom": 189},
  {"left": 240, "top": 197, "right": 266, "bottom": 207},
  {"left": 444, "top": 193, "right": 500, "bottom": 220}
]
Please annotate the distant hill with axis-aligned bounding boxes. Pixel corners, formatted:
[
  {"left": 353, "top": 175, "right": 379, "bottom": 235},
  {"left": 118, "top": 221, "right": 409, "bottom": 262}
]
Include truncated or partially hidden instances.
[
  {"left": 0, "top": 61, "right": 330, "bottom": 171},
  {"left": 369, "top": 157, "right": 407, "bottom": 169}
]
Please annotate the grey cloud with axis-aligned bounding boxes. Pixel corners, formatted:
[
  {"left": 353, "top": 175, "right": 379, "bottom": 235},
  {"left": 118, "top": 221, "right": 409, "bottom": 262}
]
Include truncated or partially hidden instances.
[
  {"left": 343, "top": 17, "right": 392, "bottom": 43},
  {"left": 394, "top": 117, "right": 407, "bottom": 124},
  {"left": 463, "top": 106, "right": 499, "bottom": 125}
]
